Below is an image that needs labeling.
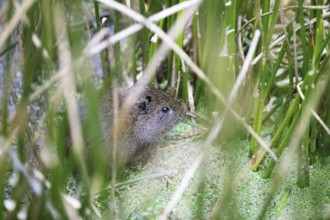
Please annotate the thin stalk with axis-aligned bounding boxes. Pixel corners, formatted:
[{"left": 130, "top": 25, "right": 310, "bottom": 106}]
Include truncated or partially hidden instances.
[
  {"left": 274, "top": 188, "right": 291, "bottom": 216},
  {"left": 253, "top": 96, "right": 301, "bottom": 171},
  {"left": 223, "top": 0, "right": 236, "bottom": 92},
  {"left": 250, "top": 63, "right": 267, "bottom": 156},
  {"left": 297, "top": 0, "right": 310, "bottom": 76},
  {"left": 252, "top": 0, "right": 261, "bottom": 32},
  {"left": 264, "top": 0, "right": 280, "bottom": 51},
  {"left": 94, "top": 1, "right": 107, "bottom": 76},
  {"left": 263, "top": 98, "right": 302, "bottom": 178},
  {"left": 262, "top": 97, "right": 287, "bottom": 123},
  {"left": 250, "top": 91, "right": 265, "bottom": 155},
  {"left": 113, "top": 6, "right": 121, "bottom": 79},
  {"left": 165, "top": 0, "right": 174, "bottom": 87},
  {"left": 309, "top": 118, "right": 317, "bottom": 164},
  {"left": 261, "top": 0, "right": 270, "bottom": 47},
  {"left": 94, "top": 1, "right": 101, "bottom": 30},
  {"left": 249, "top": 0, "right": 269, "bottom": 157},
  {"left": 139, "top": 0, "right": 149, "bottom": 68},
  {"left": 264, "top": 34, "right": 289, "bottom": 98},
  {"left": 148, "top": 20, "right": 165, "bottom": 83},
  {"left": 148, "top": 37, "right": 158, "bottom": 82},
  {"left": 297, "top": 126, "right": 310, "bottom": 188},
  {"left": 175, "top": 0, "right": 187, "bottom": 99},
  {"left": 192, "top": 9, "right": 202, "bottom": 106},
  {"left": 132, "top": 44, "right": 138, "bottom": 82},
  {"left": 286, "top": 22, "right": 295, "bottom": 98}
]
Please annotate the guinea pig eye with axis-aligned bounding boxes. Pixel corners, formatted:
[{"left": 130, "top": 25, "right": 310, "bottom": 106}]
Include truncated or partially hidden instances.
[{"left": 161, "top": 107, "right": 170, "bottom": 113}]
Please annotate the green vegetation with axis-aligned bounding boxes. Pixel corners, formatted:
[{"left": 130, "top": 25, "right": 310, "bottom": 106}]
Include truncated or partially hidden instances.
[{"left": 0, "top": 0, "right": 329, "bottom": 219}]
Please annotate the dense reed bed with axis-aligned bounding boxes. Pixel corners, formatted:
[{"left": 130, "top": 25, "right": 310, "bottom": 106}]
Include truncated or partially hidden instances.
[{"left": 0, "top": 0, "right": 329, "bottom": 219}]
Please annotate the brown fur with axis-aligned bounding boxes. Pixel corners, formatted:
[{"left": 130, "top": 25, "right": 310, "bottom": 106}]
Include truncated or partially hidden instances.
[{"left": 99, "top": 84, "right": 187, "bottom": 165}]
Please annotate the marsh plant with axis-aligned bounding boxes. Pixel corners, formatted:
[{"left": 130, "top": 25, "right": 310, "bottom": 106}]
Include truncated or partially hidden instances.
[{"left": 0, "top": 0, "right": 329, "bottom": 219}]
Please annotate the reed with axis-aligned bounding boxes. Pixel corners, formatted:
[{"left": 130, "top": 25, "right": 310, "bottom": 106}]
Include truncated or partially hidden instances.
[{"left": 0, "top": 0, "right": 329, "bottom": 219}]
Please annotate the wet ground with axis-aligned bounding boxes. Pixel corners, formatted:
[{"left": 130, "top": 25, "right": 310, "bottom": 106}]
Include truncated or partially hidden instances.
[{"left": 113, "top": 131, "right": 330, "bottom": 219}]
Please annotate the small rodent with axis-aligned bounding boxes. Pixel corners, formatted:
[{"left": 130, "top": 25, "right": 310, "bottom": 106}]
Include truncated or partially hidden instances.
[{"left": 95, "top": 84, "right": 187, "bottom": 165}]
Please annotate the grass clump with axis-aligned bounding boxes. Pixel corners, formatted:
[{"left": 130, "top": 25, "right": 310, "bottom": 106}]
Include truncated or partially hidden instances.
[{"left": 0, "top": 0, "right": 329, "bottom": 219}]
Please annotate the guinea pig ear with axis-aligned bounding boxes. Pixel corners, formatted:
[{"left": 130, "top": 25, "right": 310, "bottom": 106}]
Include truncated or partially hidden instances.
[
  {"left": 145, "top": 95, "right": 152, "bottom": 104},
  {"left": 137, "top": 96, "right": 152, "bottom": 115},
  {"left": 138, "top": 101, "right": 147, "bottom": 112}
]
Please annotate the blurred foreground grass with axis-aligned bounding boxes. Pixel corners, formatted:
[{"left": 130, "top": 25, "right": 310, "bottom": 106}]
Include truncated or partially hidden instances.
[{"left": 0, "top": 0, "right": 330, "bottom": 219}]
